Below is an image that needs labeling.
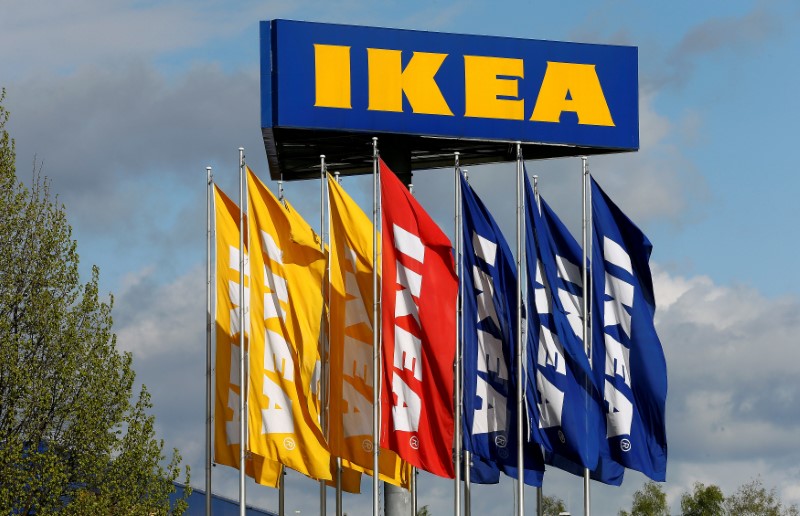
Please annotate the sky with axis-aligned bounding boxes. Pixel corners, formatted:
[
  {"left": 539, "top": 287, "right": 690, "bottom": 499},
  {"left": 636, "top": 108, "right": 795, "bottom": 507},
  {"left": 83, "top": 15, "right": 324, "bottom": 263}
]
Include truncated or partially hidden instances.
[{"left": 3, "top": 0, "right": 800, "bottom": 514}]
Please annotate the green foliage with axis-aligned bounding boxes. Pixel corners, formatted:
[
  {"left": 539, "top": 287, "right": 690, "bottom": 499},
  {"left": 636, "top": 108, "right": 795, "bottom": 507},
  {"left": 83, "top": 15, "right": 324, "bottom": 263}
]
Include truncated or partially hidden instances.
[
  {"left": 680, "top": 482, "right": 724, "bottom": 516},
  {"left": 724, "top": 478, "right": 799, "bottom": 516},
  {"left": 619, "top": 480, "right": 669, "bottom": 516},
  {"left": 0, "top": 91, "right": 188, "bottom": 514},
  {"left": 619, "top": 477, "right": 800, "bottom": 516},
  {"left": 542, "top": 493, "right": 566, "bottom": 515},
  {"left": 416, "top": 505, "right": 432, "bottom": 516}
]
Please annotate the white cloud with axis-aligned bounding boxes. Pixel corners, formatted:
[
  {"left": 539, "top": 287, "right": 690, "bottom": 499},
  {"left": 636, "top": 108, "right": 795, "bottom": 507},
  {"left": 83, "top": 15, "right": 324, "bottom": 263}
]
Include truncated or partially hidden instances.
[
  {"left": 651, "top": 266, "right": 702, "bottom": 310},
  {"left": 115, "top": 264, "right": 204, "bottom": 359},
  {"left": 408, "top": 87, "right": 709, "bottom": 249},
  {"left": 652, "top": 267, "right": 800, "bottom": 503},
  {"left": 0, "top": 0, "right": 294, "bottom": 76},
  {"left": 4, "top": 60, "right": 266, "bottom": 258}
]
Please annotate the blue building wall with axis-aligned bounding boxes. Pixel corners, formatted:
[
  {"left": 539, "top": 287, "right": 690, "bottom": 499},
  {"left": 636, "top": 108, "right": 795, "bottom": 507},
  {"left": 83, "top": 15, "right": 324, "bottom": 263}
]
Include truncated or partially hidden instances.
[{"left": 171, "top": 484, "right": 278, "bottom": 516}]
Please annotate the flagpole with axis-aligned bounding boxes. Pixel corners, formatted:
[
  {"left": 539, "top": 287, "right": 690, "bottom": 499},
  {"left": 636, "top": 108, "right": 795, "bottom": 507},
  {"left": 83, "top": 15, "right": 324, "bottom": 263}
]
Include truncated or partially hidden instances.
[
  {"left": 532, "top": 173, "right": 542, "bottom": 516},
  {"left": 453, "top": 152, "right": 463, "bottom": 516},
  {"left": 206, "top": 166, "right": 213, "bottom": 516},
  {"left": 462, "top": 167, "right": 471, "bottom": 516},
  {"left": 279, "top": 470, "right": 285, "bottom": 516},
  {"left": 277, "top": 171, "right": 286, "bottom": 516},
  {"left": 329, "top": 167, "right": 343, "bottom": 516},
  {"left": 515, "top": 143, "right": 525, "bottom": 516},
  {"left": 411, "top": 467, "right": 417, "bottom": 516},
  {"left": 319, "top": 155, "right": 329, "bottom": 516},
  {"left": 238, "top": 147, "right": 247, "bottom": 516},
  {"left": 586, "top": 161, "right": 593, "bottom": 375},
  {"left": 408, "top": 179, "right": 419, "bottom": 516},
  {"left": 334, "top": 164, "right": 343, "bottom": 487},
  {"left": 581, "top": 156, "right": 591, "bottom": 516},
  {"left": 372, "top": 137, "right": 381, "bottom": 516}
]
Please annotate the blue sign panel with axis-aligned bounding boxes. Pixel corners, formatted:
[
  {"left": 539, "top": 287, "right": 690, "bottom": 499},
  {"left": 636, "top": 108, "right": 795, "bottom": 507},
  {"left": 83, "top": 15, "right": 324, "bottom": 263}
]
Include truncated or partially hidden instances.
[{"left": 260, "top": 19, "right": 638, "bottom": 178}]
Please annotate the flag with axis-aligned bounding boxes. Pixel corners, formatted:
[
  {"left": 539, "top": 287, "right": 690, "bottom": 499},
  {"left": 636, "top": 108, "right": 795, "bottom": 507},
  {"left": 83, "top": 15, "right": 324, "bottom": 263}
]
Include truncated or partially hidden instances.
[
  {"left": 459, "top": 173, "right": 544, "bottom": 486},
  {"left": 523, "top": 174, "right": 600, "bottom": 464},
  {"left": 590, "top": 178, "right": 668, "bottom": 482},
  {"left": 466, "top": 454, "right": 501, "bottom": 484},
  {"left": 212, "top": 185, "right": 282, "bottom": 487},
  {"left": 523, "top": 174, "right": 624, "bottom": 485},
  {"left": 246, "top": 168, "right": 332, "bottom": 481},
  {"left": 327, "top": 174, "right": 411, "bottom": 490},
  {"left": 325, "top": 458, "right": 364, "bottom": 494},
  {"left": 379, "top": 159, "right": 457, "bottom": 479},
  {"left": 525, "top": 174, "right": 625, "bottom": 486}
]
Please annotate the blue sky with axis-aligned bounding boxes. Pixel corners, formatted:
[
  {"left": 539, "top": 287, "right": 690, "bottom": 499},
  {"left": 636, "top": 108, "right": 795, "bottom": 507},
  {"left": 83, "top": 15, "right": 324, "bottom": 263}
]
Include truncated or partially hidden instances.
[{"left": 3, "top": 1, "right": 800, "bottom": 514}]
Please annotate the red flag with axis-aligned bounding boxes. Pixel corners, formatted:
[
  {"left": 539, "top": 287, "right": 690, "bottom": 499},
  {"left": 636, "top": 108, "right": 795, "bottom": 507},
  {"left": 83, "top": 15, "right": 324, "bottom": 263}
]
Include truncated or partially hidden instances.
[{"left": 379, "top": 159, "right": 456, "bottom": 479}]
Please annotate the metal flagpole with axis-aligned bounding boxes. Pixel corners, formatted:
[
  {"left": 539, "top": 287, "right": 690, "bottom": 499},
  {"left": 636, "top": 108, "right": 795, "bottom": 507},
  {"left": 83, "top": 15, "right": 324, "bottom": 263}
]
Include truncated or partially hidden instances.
[
  {"left": 279, "top": 470, "right": 286, "bottom": 516},
  {"left": 319, "top": 155, "right": 329, "bottom": 516},
  {"left": 336, "top": 458, "right": 342, "bottom": 516},
  {"left": 278, "top": 168, "right": 285, "bottom": 516},
  {"left": 581, "top": 156, "right": 591, "bottom": 516},
  {"left": 411, "top": 468, "right": 417, "bottom": 516},
  {"left": 206, "top": 166, "right": 213, "bottom": 516},
  {"left": 407, "top": 178, "right": 419, "bottom": 516},
  {"left": 463, "top": 449, "right": 470, "bottom": 516},
  {"left": 462, "top": 167, "right": 471, "bottom": 516},
  {"left": 515, "top": 143, "right": 525, "bottom": 516},
  {"left": 532, "top": 174, "right": 542, "bottom": 516},
  {"left": 372, "top": 137, "right": 381, "bottom": 516},
  {"left": 453, "top": 152, "right": 463, "bottom": 516},
  {"left": 331, "top": 168, "right": 343, "bottom": 516},
  {"left": 238, "top": 147, "right": 247, "bottom": 516}
]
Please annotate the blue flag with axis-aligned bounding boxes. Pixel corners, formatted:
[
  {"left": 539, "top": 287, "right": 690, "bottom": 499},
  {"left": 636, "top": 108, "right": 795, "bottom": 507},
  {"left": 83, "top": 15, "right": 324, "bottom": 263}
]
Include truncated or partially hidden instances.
[
  {"left": 466, "top": 453, "right": 501, "bottom": 484},
  {"left": 590, "top": 178, "right": 668, "bottom": 482},
  {"left": 460, "top": 173, "right": 544, "bottom": 486},
  {"left": 524, "top": 173, "right": 624, "bottom": 486}
]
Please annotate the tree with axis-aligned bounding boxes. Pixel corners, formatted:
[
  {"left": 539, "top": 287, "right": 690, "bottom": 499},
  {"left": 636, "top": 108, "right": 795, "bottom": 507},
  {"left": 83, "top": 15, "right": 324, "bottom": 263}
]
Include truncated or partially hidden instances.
[
  {"left": 680, "top": 482, "right": 724, "bottom": 516},
  {"left": 619, "top": 480, "right": 669, "bottom": 516},
  {"left": 0, "top": 91, "right": 188, "bottom": 514},
  {"left": 725, "top": 478, "right": 799, "bottom": 516},
  {"left": 542, "top": 493, "right": 567, "bottom": 515}
]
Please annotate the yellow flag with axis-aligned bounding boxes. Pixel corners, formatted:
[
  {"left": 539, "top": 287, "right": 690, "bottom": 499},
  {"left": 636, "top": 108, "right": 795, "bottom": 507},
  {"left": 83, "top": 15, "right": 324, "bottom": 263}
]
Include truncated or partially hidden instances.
[
  {"left": 246, "top": 168, "right": 332, "bottom": 480},
  {"left": 325, "top": 457, "right": 364, "bottom": 494},
  {"left": 327, "top": 175, "right": 411, "bottom": 489},
  {"left": 212, "top": 185, "right": 282, "bottom": 488}
]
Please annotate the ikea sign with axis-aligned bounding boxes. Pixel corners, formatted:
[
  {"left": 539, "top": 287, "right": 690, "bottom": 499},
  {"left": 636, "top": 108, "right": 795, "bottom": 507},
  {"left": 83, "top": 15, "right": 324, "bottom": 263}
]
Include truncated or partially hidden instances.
[{"left": 260, "top": 20, "right": 638, "bottom": 178}]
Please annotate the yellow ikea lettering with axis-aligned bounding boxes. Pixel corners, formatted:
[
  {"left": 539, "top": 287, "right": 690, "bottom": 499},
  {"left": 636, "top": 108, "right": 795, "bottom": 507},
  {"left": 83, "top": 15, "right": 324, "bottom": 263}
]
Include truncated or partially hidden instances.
[
  {"left": 367, "top": 49, "right": 453, "bottom": 116},
  {"left": 311, "top": 45, "right": 616, "bottom": 127},
  {"left": 314, "top": 44, "right": 351, "bottom": 109},
  {"left": 464, "top": 55, "right": 524, "bottom": 120},
  {"left": 530, "top": 62, "right": 615, "bottom": 126}
]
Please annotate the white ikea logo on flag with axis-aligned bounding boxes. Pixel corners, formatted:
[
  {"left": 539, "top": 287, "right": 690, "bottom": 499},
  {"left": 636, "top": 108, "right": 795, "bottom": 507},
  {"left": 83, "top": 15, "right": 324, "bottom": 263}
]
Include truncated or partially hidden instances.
[
  {"left": 602, "top": 236, "right": 634, "bottom": 439},
  {"left": 391, "top": 223, "right": 425, "bottom": 433},
  {"left": 471, "top": 232, "right": 508, "bottom": 436}
]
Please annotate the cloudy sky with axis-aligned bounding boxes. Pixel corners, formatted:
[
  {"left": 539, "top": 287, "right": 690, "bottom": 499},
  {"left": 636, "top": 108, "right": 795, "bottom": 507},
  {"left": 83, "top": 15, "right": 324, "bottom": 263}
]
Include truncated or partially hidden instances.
[{"left": 3, "top": 0, "right": 800, "bottom": 514}]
